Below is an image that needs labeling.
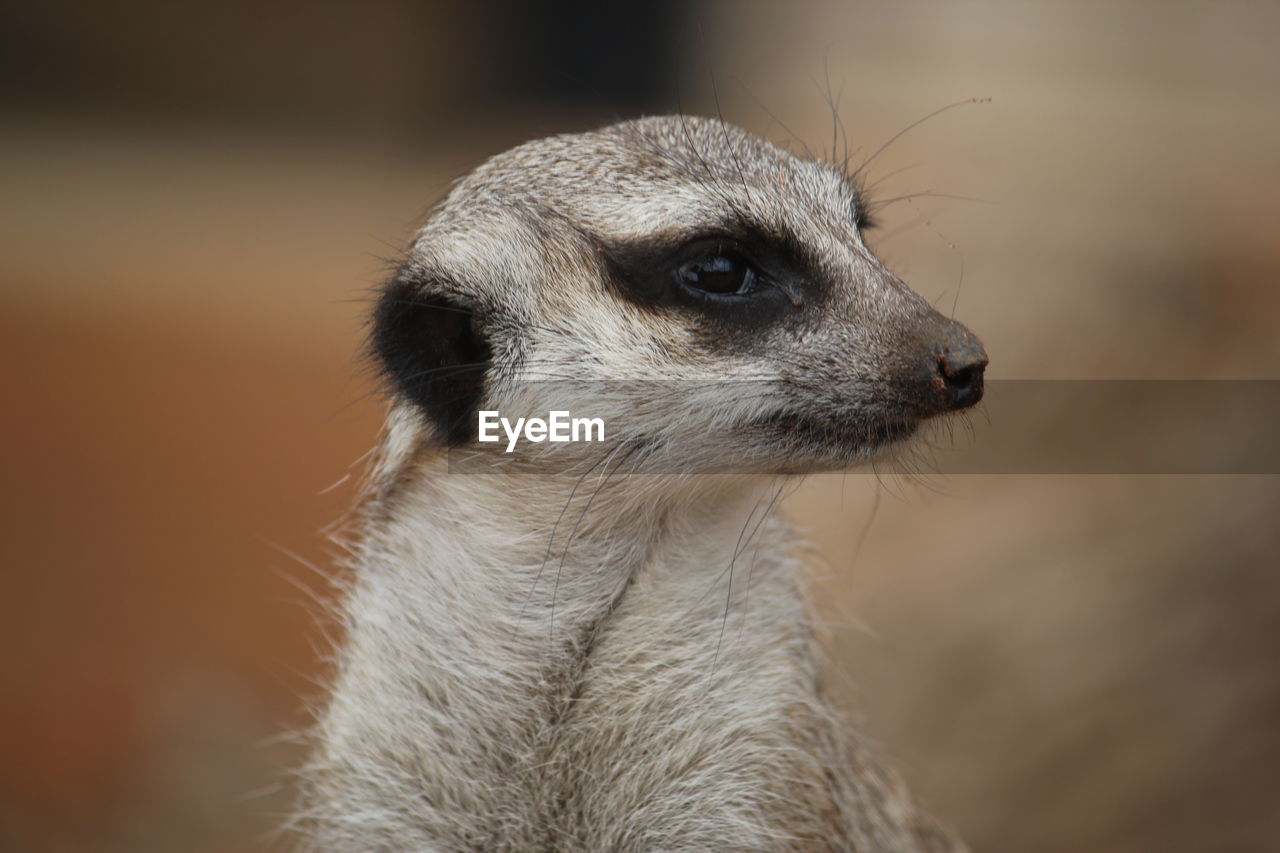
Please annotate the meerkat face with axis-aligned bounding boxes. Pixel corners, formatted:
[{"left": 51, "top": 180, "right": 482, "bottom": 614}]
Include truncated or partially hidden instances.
[{"left": 373, "top": 115, "right": 986, "bottom": 474}]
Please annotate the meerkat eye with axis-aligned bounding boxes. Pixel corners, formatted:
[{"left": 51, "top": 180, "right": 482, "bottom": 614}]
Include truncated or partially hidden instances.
[{"left": 677, "top": 253, "right": 756, "bottom": 296}]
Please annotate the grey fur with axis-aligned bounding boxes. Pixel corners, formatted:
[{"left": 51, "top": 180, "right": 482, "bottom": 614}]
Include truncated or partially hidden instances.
[{"left": 297, "top": 116, "right": 978, "bottom": 852}]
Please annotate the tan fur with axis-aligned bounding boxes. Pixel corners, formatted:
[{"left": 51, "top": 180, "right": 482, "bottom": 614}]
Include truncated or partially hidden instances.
[{"left": 296, "top": 116, "right": 977, "bottom": 851}]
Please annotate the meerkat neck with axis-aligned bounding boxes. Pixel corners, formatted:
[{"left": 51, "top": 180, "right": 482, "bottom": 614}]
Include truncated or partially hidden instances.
[
  {"left": 354, "top": 463, "right": 791, "bottom": 687},
  {"left": 313, "top": 463, "right": 850, "bottom": 848},
  {"left": 308, "top": 460, "right": 958, "bottom": 851}
]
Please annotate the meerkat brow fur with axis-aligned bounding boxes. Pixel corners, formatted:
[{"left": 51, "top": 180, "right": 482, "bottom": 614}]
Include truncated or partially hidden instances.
[{"left": 298, "top": 115, "right": 986, "bottom": 851}]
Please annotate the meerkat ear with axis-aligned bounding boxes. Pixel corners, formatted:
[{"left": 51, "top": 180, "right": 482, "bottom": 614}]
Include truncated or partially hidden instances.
[{"left": 372, "top": 272, "right": 493, "bottom": 444}]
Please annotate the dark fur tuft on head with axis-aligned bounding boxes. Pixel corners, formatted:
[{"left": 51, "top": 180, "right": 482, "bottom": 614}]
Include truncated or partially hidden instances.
[{"left": 371, "top": 269, "right": 492, "bottom": 444}]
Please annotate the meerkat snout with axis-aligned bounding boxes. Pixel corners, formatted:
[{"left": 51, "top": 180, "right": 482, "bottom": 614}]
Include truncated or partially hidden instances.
[
  {"left": 935, "top": 331, "right": 988, "bottom": 411},
  {"left": 373, "top": 114, "right": 987, "bottom": 471}
]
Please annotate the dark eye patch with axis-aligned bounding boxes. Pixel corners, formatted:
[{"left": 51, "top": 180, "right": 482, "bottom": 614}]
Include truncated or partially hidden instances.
[{"left": 597, "top": 218, "right": 823, "bottom": 333}]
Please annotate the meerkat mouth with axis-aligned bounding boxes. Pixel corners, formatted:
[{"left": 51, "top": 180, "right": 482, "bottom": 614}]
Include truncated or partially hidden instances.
[{"left": 752, "top": 411, "right": 921, "bottom": 454}]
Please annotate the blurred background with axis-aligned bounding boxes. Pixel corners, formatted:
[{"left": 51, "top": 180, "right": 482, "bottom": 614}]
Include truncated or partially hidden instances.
[{"left": 2, "top": 1, "right": 1278, "bottom": 851}]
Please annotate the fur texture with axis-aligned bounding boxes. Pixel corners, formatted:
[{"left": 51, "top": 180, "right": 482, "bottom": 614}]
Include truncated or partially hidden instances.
[{"left": 297, "top": 116, "right": 983, "bottom": 851}]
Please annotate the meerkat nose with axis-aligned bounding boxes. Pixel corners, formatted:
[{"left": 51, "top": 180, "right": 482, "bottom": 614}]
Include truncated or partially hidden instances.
[{"left": 934, "top": 333, "right": 988, "bottom": 411}]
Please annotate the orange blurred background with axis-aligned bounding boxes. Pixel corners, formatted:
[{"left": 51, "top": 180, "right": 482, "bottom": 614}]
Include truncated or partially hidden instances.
[{"left": 3, "top": 2, "right": 1279, "bottom": 851}]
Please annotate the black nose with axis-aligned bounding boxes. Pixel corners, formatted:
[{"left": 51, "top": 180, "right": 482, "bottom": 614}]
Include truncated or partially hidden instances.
[{"left": 936, "top": 341, "right": 987, "bottom": 411}]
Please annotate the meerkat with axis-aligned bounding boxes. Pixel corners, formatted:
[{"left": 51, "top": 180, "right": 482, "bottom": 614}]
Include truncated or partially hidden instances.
[{"left": 297, "top": 115, "right": 986, "bottom": 852}]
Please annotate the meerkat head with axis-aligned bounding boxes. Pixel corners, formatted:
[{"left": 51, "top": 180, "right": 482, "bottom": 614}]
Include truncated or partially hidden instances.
[{"left": 373, "top": 115, "right": 986, "bottom": 475}]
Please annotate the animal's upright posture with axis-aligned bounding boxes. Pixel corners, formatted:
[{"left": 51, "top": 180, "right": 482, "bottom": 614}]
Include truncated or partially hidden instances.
[{"left": 300, "top": 116, "right": 985, "bottom": 851}]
